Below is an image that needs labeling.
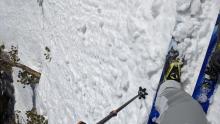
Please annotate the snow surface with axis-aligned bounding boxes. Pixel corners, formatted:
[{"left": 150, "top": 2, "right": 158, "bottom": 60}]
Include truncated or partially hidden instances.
[{"left": 0, "top": 0, "right": 220, "bottom": 124}]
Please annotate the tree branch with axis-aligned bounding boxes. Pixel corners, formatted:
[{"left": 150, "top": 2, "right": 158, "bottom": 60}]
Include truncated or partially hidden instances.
[{"left": 0, "top": 59, "right": 41, "bottom": 78}]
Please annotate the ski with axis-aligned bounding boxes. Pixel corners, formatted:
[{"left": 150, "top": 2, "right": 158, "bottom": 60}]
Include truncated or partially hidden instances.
[
  {"left": 192, "top": 13, "right": 220, "bottom": 113},
  {"left": 147, "top": 38, "right": 184, "bottom": 124},
  {"left": 147, "top": 12, "right": 220, "bottom": 124}
]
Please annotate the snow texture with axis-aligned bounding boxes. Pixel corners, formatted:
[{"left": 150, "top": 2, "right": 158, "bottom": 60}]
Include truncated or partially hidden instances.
[{"left": 0, "top": 0, "right": 219, "bottom": 124}]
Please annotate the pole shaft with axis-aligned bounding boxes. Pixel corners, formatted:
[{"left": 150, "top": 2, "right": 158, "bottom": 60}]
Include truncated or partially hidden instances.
[{"left": 96, "top": 94, "right": 139, "bottom": 124}]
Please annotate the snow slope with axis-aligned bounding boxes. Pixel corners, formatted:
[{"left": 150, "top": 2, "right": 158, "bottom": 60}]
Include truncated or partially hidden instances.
[{"left": 0, "top": 0, "right": 219, "bottom": 124}]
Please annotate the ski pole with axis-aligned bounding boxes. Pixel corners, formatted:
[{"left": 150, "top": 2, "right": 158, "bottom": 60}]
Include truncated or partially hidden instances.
[{"left": 96, "top": 87, "right": 148, "bottom": 124}]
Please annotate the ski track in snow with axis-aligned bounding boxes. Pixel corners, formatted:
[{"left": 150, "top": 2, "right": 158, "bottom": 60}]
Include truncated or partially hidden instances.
[{"left": 0, "top": 0, "right": 219, "bottom": 124}]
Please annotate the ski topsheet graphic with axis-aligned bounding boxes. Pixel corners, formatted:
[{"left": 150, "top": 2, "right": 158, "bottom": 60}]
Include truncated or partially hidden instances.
[{"left": 192, "top": 13, "right": 220, "bottom": 113}]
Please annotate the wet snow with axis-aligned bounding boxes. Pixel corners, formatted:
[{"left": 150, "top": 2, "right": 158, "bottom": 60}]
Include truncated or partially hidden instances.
[{"left": 0, "top": 0, "right": 219, "bottom": 124}]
